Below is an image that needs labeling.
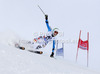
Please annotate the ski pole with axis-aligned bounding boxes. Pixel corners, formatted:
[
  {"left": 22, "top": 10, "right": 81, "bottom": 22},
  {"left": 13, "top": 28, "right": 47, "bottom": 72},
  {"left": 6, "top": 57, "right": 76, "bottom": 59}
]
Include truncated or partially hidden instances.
[{"left": 38, "top": 5, "right": 46, "bottom": 15}]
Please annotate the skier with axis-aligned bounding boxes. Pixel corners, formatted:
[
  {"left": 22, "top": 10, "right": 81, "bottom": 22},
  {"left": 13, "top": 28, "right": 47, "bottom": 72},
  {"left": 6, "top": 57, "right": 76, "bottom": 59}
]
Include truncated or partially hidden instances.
[
  {"left": 33, "top": 15, "right": 58, "bottom": 57},
  {"left": 16, "top": 15, "right": 58, "bottom": 57}
]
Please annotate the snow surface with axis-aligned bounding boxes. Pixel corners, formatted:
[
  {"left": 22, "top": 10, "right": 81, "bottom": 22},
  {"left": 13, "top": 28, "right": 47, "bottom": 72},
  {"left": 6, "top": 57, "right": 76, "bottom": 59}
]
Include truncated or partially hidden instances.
[{"left": 0, "top": 31, "right": 100, "bottom": 74}]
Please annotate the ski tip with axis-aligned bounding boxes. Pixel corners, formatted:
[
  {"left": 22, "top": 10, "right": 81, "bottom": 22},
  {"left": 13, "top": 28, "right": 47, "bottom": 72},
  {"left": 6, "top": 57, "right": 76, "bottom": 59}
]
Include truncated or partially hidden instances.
[
  {"left": 19, "top": 47, "right": 25, "bottom": 50},
  {"left": 40, "top": 51, "right": 43, "bottom": 54}
]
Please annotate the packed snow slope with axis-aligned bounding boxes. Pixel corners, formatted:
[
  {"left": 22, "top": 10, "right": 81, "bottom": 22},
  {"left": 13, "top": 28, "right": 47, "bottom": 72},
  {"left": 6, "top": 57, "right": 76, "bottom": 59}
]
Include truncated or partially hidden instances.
[{"left": 0, "top": 32, "right": 99, "bottom": 74}]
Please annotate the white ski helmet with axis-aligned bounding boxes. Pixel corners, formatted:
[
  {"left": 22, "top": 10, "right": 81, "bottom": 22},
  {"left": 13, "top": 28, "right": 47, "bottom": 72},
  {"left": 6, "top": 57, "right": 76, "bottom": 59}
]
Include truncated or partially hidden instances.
[{"left": 53, "top": 28, "right": 59, "bottom": 36}]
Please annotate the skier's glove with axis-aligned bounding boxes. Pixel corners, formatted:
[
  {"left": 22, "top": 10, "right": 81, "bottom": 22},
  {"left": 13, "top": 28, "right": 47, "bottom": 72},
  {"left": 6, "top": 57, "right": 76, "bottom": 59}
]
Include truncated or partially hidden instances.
[
  {"left": 50, "top": 52, "right": 54, "bottom": 57},
  {"left": 45, "top": 15, "right": 48, "bottom": 20}
]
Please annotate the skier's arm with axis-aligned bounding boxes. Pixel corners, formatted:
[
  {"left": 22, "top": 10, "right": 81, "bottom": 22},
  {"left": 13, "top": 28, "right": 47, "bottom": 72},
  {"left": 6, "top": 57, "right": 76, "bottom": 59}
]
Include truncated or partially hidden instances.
[
  {"left": 45, "top": 15, "right": 52, "bottom": 31},
  {"left": 50, "top": 40, "right": 55, "bottom": 57}
]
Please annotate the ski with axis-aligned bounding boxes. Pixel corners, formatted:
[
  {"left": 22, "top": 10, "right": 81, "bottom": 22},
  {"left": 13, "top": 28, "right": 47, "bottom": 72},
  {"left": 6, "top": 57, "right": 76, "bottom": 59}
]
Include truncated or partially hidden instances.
[
  {"left": 15, "top": 43, "right": 25, "bottom": 50},
  {"left": 28, "top": 50, "right": 43, "bottom": 54},
  {"left": 15, "top": 43, "right": 43, "bottom": 54}
]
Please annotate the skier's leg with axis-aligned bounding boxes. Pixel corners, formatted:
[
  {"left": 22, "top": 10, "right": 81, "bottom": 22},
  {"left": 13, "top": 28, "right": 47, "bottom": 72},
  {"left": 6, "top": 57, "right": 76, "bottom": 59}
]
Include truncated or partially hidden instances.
[{"left": 36, "top": 45, "right": 42, "bottom": 49}]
